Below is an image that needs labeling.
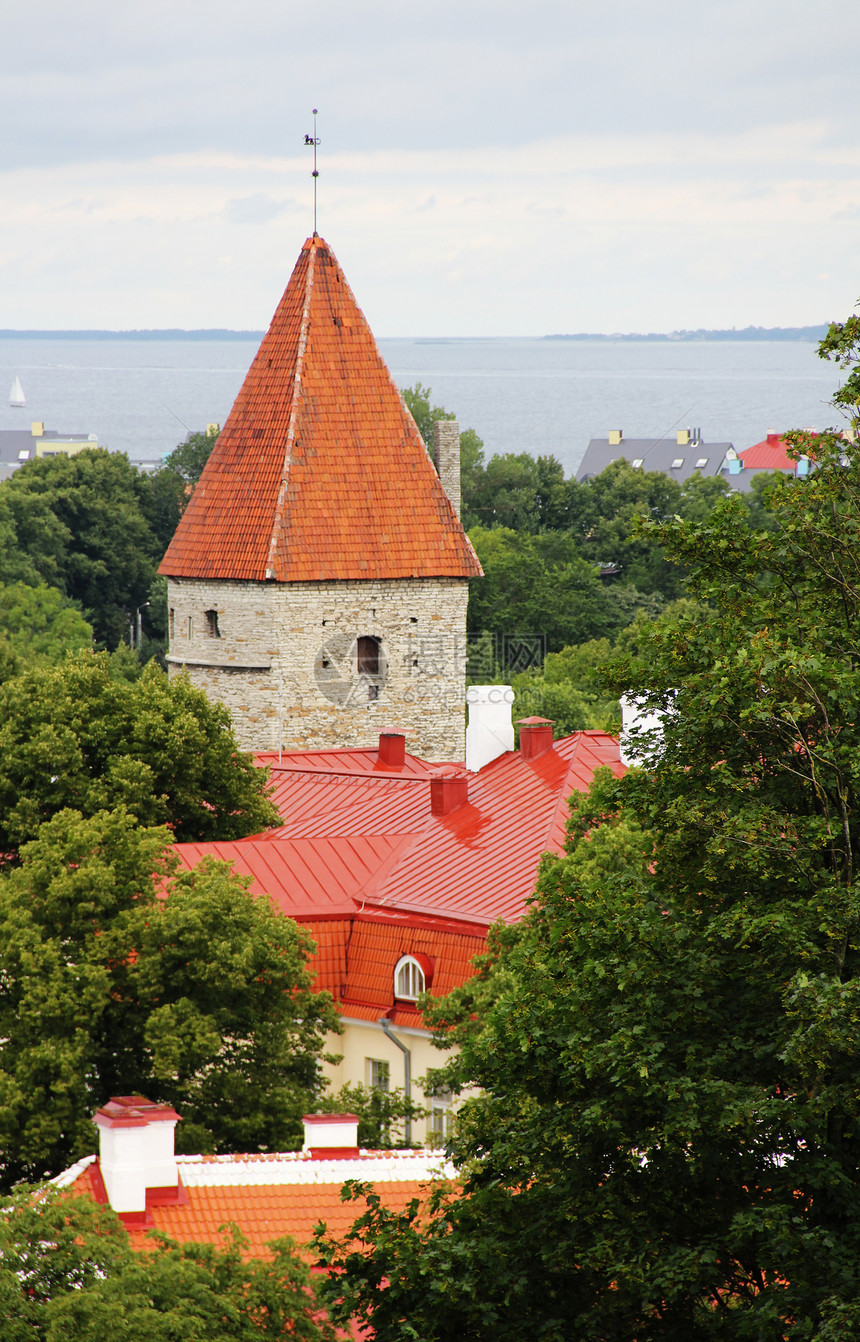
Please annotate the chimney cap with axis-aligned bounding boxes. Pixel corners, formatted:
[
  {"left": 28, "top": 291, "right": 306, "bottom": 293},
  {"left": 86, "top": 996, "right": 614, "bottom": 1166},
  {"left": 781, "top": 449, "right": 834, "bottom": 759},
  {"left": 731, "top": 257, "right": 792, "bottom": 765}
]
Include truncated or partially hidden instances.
[
  {"left": 516, "top": 716, "right": 554, "bottom": 726},
  {"left": 302, "top": 1112, "right": 360, "bottom": 1124},
  {"left": 94, "top": 1096, "right": 181, "bottom": 1129}
]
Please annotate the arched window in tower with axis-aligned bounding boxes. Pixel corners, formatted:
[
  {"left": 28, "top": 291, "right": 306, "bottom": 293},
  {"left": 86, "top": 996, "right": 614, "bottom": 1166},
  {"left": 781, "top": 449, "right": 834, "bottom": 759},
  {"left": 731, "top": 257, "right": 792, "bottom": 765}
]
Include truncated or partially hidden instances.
[{"left": 394, "top": 954, "right": 427, "bottom": 1001}]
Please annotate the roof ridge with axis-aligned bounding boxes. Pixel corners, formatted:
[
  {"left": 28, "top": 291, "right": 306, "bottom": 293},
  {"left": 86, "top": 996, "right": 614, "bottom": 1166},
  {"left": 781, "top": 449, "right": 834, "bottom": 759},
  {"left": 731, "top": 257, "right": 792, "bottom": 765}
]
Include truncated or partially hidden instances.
[{"left": 265, "top": 238, "right": 315, "bottom": 580}]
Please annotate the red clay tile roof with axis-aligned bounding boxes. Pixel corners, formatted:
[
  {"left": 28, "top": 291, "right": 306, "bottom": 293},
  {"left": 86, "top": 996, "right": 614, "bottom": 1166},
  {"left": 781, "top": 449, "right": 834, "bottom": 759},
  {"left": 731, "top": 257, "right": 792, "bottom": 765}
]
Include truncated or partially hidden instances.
[
  {"left": 64, "top": 1151, "right": 449, "bottom": 1261},
  {"left": 159, "top": 235, "right": 481, "bottom": 583}
]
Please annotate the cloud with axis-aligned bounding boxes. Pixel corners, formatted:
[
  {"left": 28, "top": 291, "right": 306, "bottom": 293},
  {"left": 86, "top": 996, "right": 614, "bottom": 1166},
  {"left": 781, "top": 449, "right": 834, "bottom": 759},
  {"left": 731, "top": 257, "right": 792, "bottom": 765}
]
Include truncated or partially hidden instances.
[
  {"left": 221, "top": 195, "right": 295, "bottom": 225},
  {"left": 3, "top": 0, "right": 860, "bottom": 332},
  {"left": 1, "top": 120, "right": 858, "bottom": 333}
]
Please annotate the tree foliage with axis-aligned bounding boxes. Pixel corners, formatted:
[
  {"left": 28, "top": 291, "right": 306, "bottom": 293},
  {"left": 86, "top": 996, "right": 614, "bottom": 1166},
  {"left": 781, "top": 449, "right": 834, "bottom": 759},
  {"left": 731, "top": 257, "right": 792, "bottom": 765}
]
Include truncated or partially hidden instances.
[
  {"left": 0, "top": 652, "right": 279, "bottom": 856},
  {"left": 0, "top": 1186, "right": 334, "bottom": 1341},
  {"left": 468, "top": 525, "right": 661, "bottom": 659},
  {"left": 0, "top": 449, "right": 162, "bottom": 648},
  {"left": 401, "top": 383, "right": 485, "bottom": 509},
  {"left": 315, "top": 355, "right": 860, "bottom": 1338},
  {"left": 0, "top": 808, "right": 338, "bottom": 1188},
  {"left": 161, "top": 426, "right": 220, "bottom": 487},
  {"left": 0, "top": 581, "right": 92, "bottom": 679}
]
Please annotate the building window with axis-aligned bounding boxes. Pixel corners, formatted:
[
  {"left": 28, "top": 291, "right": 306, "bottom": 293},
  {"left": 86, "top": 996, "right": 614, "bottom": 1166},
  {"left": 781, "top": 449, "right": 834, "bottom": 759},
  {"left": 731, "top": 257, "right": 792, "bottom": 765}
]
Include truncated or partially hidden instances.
[
  {"left": 169, "top": 608, "right": 175, "bottom": 639},
  {"left": 631, "top": 457, "right": 644, "bottom": 469},
  {"left": 366, "top": 1058, "right": 390, "bottom": 1092},
  {"left": 427, "top": 1090, "right": 453, "bottom": 1148},
  {"left": 671, "top": 457, "right": 684, "bottom": 469},
  {"left": 186, "top": 616, "right": 193, "bottom": 639},
  {"left": 394, "top": 955, "right": 426, "bottom": 1001},
  {"left": 205, "top": 609, "right": 220, "bottom": 638},
  {"left": 357, "top": 635, "right": 381, "bottom": 675},
  {"left": 695, "top": 457, "right": 709, "bottom": 469},
  {"left": 368, "top": 684, "right": 379, "bottom": 701}
]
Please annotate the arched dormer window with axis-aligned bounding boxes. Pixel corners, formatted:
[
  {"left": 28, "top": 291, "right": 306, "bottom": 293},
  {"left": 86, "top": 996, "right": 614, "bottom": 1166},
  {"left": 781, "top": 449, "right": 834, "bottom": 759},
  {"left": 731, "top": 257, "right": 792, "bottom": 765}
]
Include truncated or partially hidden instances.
[{"left": 394, "top": 954, "right": 433, "bottom": 1001}]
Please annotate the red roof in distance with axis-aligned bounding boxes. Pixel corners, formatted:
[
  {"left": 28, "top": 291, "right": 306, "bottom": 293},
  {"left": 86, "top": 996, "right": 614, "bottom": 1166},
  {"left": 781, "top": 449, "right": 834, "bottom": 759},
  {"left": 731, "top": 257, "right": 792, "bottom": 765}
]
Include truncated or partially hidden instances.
[
  {"left": 159, "top": 235, "right": 481, "bottom": 584},
  {"left": 738, "top": 431, "right": 798, "bottom": 473}
]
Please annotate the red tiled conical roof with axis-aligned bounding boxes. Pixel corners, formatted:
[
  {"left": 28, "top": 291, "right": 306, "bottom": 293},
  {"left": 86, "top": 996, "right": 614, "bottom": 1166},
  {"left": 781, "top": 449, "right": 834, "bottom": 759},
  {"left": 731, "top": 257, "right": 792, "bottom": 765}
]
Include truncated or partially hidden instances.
[{"left": 159, "top": 236, "right": 482, "bottom": 583}]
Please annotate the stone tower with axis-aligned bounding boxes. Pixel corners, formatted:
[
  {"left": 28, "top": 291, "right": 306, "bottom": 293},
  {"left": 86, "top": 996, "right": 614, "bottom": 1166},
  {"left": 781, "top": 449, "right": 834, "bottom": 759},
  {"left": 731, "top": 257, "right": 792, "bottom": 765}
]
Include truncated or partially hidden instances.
[{"left": 159, "top": 235, "right": 482, "bottom": 760}]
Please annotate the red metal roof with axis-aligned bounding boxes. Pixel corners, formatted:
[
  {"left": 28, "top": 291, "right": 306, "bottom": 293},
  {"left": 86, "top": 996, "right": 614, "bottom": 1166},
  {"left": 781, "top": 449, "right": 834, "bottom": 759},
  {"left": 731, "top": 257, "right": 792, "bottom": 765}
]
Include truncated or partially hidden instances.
[
  {"left": 159, "top": 235, "right": 481, "bottom": 584},
  {"left": 738, "top": 433, "right": 797, "bottom": 472},
  {"left": 178, "top": 732, "right": 622, "bottom": 927},
  {"left": 171, "top": 732, "right": 625, "bottom": 1022}
]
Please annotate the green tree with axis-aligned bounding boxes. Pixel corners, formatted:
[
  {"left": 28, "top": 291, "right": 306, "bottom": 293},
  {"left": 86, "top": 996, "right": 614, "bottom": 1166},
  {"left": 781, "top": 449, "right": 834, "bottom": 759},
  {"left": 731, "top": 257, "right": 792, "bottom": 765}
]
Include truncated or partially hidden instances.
[
  {"left": 462, "top": 451, "right": 573, "bottom": 531},
  {"left": 161, "top": 426, "right": 220, "bottom": 488},
  {"left": 141, "top": 427, "right": 222, "bottom": 565},
  {"left": 0, "top": 652, "right": 278, "bottom": 856},
  {"left": 576, "top": 457, "right": 686, "bottom": 598},
  {"left": 0, "top": 807, "right": 338, "bottom": 1187},
  {"left": 0, "top": 1186, "right": 333, "bottom": 1341},
  {"left": 0, "top": 582, "right": 92, "bottom": 670},
  {"left": 316, "top": 402, "right": 860, "bottom": 1337},
  {"left": 321, "top": 1084, "right": 426, "bottom": 1150},
  {"left": 467, "top": 526, "right": 631, "bottom": 658},
  {"left": 401, "top": 383, "right": 485, "bottom": 509},
  {"left": 0, "top": 449, "right": 161, "bottom": 647}
]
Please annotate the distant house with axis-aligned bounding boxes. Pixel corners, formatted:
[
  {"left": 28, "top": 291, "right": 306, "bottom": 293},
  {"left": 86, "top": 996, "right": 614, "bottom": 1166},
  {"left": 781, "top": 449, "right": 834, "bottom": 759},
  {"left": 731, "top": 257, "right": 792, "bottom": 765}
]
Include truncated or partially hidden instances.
[
  {"left": 723, "top": 430, "right": 811, "bottom": 491},
  {"left": 0, "top": 420, "right": 101, "bottom": 481},
  {"left": 170, "top": 703, "right": 626, "bottom": 1145},
  {"left": 577, "top": 427, "right": 735, "bottom": 485},
  {"left": 577, "top": 426, "right": 820, "bottom": 493}
]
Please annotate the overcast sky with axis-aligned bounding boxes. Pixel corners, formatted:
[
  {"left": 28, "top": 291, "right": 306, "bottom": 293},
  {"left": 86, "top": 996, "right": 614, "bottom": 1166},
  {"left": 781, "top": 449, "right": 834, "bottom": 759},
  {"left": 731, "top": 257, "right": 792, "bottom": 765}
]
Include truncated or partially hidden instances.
[{"left": 3, "top": 0, "right": 860, "bottom": 335}]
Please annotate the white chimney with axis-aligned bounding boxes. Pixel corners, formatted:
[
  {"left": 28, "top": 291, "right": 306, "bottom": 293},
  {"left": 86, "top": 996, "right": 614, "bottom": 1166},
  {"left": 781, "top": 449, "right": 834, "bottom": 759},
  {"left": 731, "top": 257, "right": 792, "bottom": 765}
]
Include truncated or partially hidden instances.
[
  {"left": 619, "top": 695, "right": 666, "bottom": 768},
  {"left": 302, "top": 1113, "right": 360, "bottom": 1157},
  {"left": 93, "top": 1096, "right": 180, "bottom": 1214},
  {"left": 466, "top": 685, "right": 515, "bottom": 772}
]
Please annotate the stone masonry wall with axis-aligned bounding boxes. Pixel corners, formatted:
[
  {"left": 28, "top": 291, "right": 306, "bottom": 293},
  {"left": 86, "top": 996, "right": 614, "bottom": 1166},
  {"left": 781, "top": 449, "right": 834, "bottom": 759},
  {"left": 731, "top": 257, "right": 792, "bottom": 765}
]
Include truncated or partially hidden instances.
[
  {"left": 166, "top": 576, "right": 469, "bottom": 761},
  {"left": 432, "top": 419, "right": 461, "bottom": 519}
]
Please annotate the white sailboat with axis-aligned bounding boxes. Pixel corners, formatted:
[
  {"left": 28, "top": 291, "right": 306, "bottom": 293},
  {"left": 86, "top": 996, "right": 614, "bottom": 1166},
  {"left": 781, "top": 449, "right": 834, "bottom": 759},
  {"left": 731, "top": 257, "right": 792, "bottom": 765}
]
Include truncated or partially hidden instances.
[{"left": 9, "top": 376, "right": 25, "bottom": 407}]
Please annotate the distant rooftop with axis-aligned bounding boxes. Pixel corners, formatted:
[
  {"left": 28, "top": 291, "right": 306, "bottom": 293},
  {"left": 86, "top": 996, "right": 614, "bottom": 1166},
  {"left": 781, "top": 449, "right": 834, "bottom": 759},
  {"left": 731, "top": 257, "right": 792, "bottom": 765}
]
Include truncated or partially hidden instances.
[
  {"left": 0, "top": 422, "right": 101, "bottom": 481},
  {"left": 577, "top": 429, "right": 734, "bottom": 486}
]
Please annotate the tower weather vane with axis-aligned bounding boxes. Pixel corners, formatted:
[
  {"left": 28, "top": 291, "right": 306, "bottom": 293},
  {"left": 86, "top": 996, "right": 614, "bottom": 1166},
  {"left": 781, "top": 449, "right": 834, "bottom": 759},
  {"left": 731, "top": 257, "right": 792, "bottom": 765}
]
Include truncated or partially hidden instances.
[{"left": 304, "top": 109, "right": 320, "bottom": 236}]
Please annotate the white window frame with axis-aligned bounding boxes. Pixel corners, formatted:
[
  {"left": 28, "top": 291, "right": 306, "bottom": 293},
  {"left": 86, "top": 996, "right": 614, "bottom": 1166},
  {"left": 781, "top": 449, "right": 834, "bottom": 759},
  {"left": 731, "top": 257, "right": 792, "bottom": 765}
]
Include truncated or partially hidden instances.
[
  {"left": 366, "top": 1057, "right": 390, "bottom": 1092},
  {"left": 394, "top": 954, "right": 426, "bottom": 1001},
  {"left": 427, "top": 1090, "right": 454, "bottom": 1147}
]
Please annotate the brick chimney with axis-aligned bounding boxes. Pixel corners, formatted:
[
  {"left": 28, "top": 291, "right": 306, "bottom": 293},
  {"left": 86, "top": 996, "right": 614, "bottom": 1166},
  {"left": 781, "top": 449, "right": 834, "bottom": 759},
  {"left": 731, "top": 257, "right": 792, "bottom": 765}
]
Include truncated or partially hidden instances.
[
  {"left": 430, "top": 770, "right": 469, "bottom": 816},
  {"left": 432, "top": 419, "right": 461, "bottom": 519},
  {"left": 517, "top": 716, "right": 554, "bottom": 759},
  {"left": 93, "top": 1096, "right": 181, "bottom": 1215},
  {"left": 302, "top": 1113, "right": 360, "bottom": 1159},
  {"left": 465, "top": 685, "right": 515, "bottom": 772}
]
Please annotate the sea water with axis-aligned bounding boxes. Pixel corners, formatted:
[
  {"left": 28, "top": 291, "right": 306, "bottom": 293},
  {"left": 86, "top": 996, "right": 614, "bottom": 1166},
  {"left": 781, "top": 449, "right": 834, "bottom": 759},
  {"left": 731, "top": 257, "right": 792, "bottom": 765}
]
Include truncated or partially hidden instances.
[{"left": 0, "top": 336, "right": 840, "bottom": 476}]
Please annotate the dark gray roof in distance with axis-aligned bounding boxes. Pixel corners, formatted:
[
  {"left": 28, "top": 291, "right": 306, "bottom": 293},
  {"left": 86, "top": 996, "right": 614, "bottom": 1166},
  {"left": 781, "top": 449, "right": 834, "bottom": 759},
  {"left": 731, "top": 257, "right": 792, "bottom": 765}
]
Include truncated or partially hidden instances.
[{"left": 577, "top": 434, "right": 735, "bottom": 487}]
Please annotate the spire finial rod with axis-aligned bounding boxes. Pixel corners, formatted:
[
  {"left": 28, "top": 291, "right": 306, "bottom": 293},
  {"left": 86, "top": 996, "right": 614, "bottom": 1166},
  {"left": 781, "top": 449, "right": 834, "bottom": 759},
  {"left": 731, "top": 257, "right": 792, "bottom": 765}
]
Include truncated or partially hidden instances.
[{"left": 304, "top": 109, "right": 320, "bottom": 236}]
